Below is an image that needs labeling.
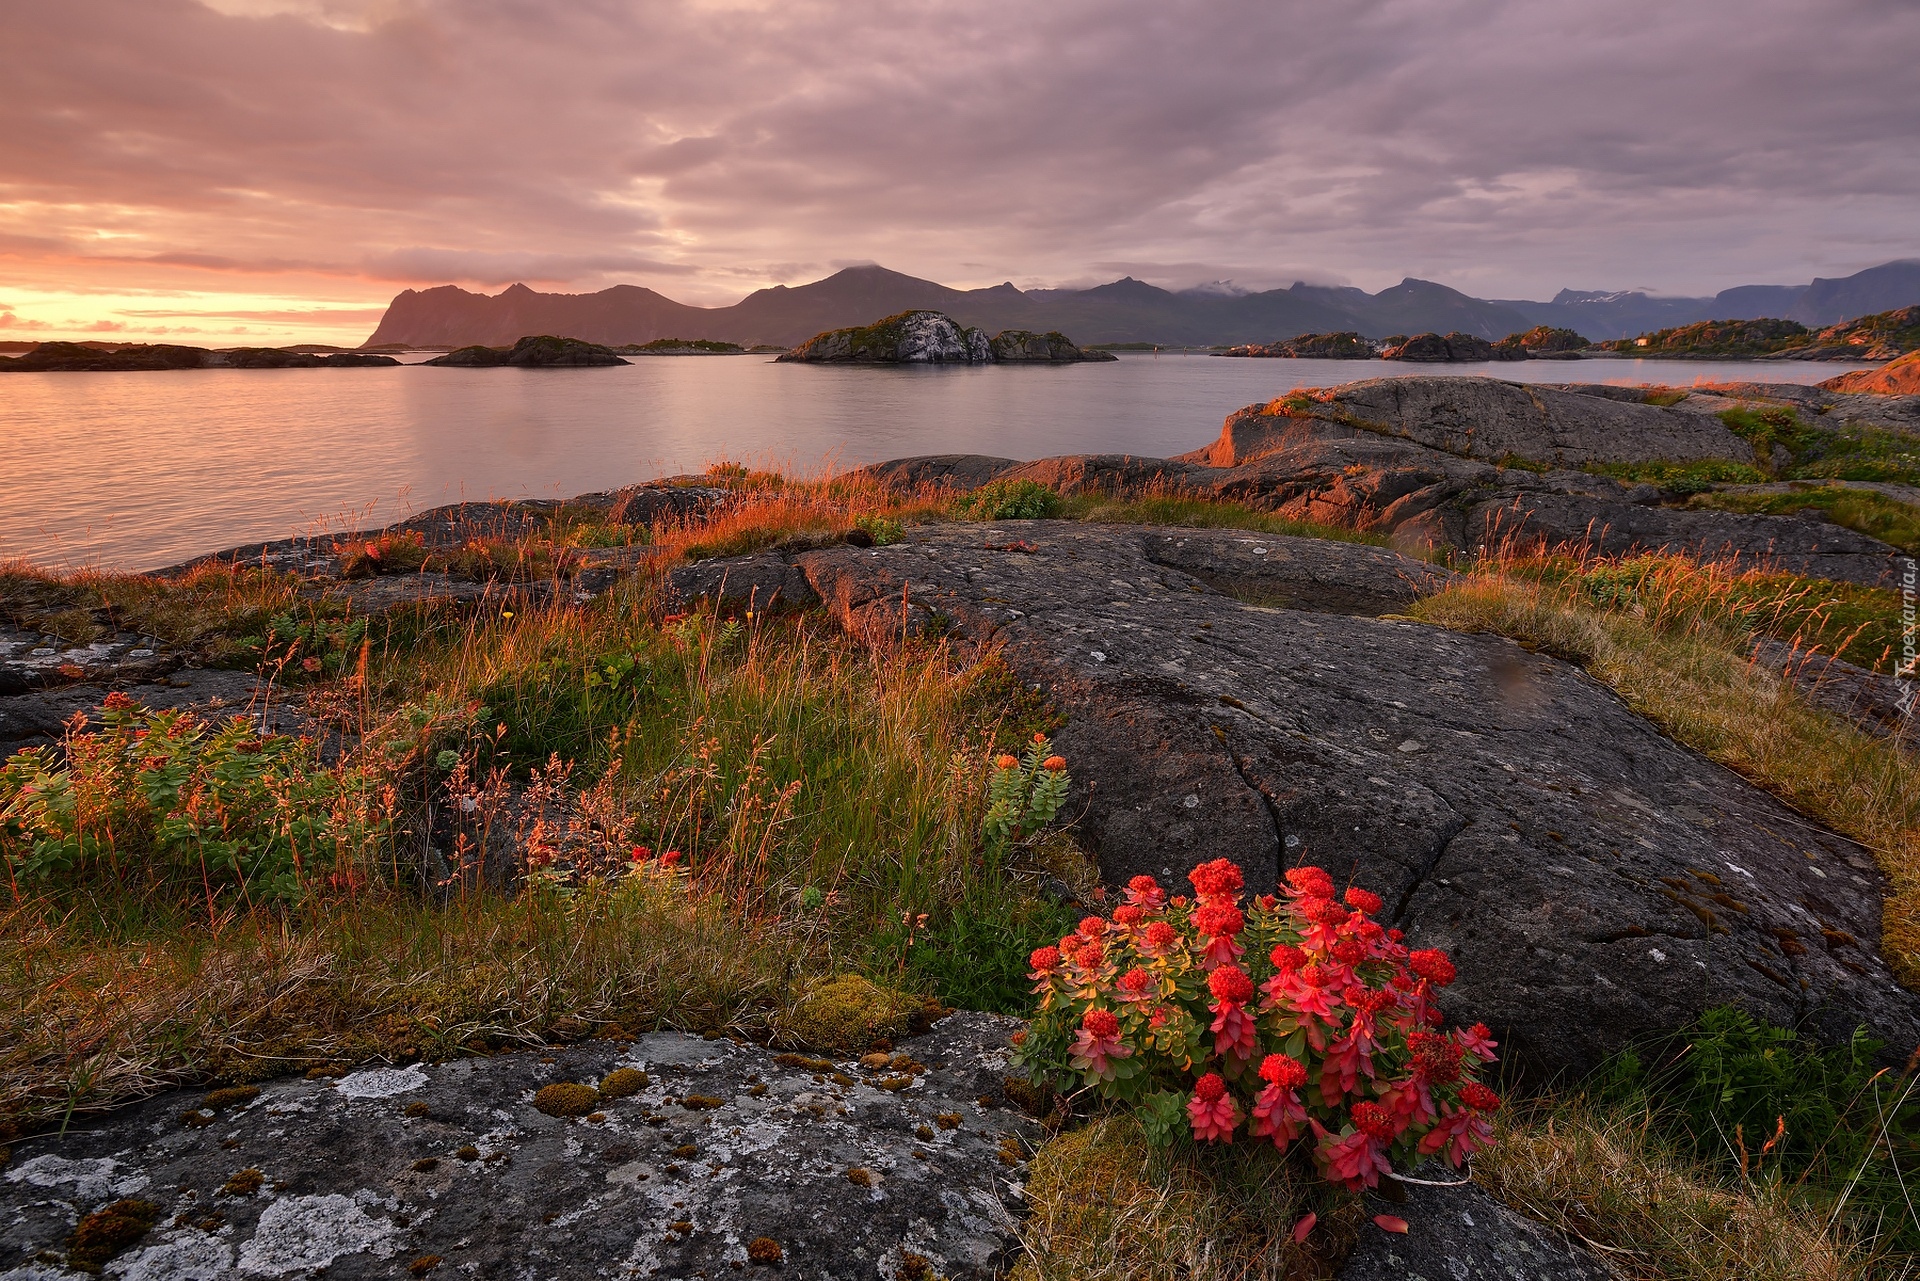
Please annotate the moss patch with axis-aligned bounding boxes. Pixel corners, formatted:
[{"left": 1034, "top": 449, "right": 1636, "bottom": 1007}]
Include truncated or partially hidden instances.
[
  {"left": 597, "top": 1067, "right": 647, "bottom": 1098},
  {"left": 532, "top": 1082, "right": 600, "bottom": 1117},
  {"left": 783, "top": 974, "right": 935, "bottom": 1054},
  {"left": 66, "top": 1198, "right": 161, "bottom": 1273}
]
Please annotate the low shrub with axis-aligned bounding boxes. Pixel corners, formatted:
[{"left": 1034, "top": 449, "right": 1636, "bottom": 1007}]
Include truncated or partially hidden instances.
[
  {"left": 955, "top": 479, "right": 1062, "bottom": 521},
  {"left": 0, "top": 694, "right": 381, "bottom": 903},
  {"left": 1015, "top": 859, "right": 1501, "bottom": 1190}
]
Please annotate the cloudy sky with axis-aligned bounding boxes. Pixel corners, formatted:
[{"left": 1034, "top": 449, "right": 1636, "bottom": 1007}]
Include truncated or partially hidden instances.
[{"left": 3, "top": 0, "right": 1917, "bottom": 344}]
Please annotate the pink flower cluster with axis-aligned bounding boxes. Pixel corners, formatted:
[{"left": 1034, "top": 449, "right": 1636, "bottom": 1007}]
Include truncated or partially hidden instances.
[{"left": 1023, "top": 859, "right": 1501, "bottom": 1189}]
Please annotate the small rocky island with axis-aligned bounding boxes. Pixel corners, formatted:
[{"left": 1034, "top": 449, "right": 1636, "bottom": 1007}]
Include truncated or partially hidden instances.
[
  {"left": 423, "top": 335, "right": 630, "bottom": 367},
  {"left": 776, "top": 310, "right": 1116, "bottom": 364},
  {"left": 0, "top": 342, "right": 401, "bottom": 372}
]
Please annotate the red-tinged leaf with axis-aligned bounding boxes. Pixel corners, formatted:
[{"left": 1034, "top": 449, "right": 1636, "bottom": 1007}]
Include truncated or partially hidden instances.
[
  {"left": 1372, "top": 1214, "right": 1409, "bottom": 1234},
  {"left": 1289, "top": 1212, "right": 1316, "bottom": 1244}
]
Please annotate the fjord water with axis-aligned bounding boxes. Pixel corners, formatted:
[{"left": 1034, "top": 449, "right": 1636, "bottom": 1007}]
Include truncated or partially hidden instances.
[{"left": 0, "top": 354, "right": 1873, "bottom": 571}]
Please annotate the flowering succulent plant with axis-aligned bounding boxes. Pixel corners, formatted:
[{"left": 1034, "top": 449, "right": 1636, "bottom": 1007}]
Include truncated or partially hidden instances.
[{"left": 1013, "top": 858, "right": 1501, "bottom": 1189}]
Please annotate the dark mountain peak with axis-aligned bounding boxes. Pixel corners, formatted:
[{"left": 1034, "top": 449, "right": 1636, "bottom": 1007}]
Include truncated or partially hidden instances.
[
  {"left": 499, "top": 282, "right": 538, "bottom": 298},
  {"left": 1086, "top": 276, "right": 1172, "bottom": 300}
]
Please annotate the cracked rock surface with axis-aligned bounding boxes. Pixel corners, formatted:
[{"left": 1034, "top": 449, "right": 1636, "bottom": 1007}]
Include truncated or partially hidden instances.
[
  {"left": 0, "top": 1014, "right": 1040, "bottom": 1281},
  {"left": 671, "top": 522, "right": 1920, "bottom": 1080}
]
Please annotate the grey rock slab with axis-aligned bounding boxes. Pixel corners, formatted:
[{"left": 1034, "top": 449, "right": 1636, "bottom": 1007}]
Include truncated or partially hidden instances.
[
  {"left": 1468, "top": 490, "right": 1900, "bottom": 586},
  {"left": 1305, "top": 376, "right": 1757, "bottom": 467},
  {"left": 1340, "top": 1175, "right": 1612, "bottom": 1281},
  {"left": 0, "top": 1013, "right": 1040, "bottom": 1281},
  {"left": 0, "top": 669, "right": 317, "bottom": 756},
  {"left": 679, "top": 521, "right": 1920, "bottom": 1079}
]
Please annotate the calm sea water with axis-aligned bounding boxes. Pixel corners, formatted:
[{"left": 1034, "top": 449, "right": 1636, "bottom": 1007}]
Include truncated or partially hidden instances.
[{"left": 0, "top": 353, "right": 1875, "bottom": 572}]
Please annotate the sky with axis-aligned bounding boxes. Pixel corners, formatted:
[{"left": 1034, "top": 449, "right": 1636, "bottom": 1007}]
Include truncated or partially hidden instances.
[{"left": 2, "top": 0, "right": 1917, "bottom": 346}]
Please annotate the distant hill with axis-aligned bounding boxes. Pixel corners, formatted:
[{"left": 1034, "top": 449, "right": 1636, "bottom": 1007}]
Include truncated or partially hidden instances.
[
  {"left": 364, "top": 259, "right": 1920, "bottom": 350},
  {"left": 1494, "top": 259, "right": 1920, "bottom": 337},
  {"left": 364, "top": 266, "right": 1536, "bottom": 349}
]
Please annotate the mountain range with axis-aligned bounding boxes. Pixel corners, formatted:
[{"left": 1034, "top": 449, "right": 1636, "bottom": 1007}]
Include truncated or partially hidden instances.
[{"left": 362, "top": 259, "right": 1920, "bottom": 350}]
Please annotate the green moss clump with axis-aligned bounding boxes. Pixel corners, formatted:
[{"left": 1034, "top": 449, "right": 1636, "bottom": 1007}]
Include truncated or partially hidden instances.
[
  {"left": 202, "top": 1085, "right": 260, "bottom": 1110},
  {"left": 67, "top": 1198, "right": 160, "bottom": 1272},
  {"left": 597, "top": 1067, "right": 647, "bottom": 1098},
  {"left": 532, "top": 1082, "right": 600, "bottom": 1117},
  {"left": 783, "top": 974, "right": 930, "bottom": 1053}
]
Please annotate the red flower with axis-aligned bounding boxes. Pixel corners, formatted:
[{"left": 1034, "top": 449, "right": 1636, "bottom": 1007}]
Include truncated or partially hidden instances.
[
  {"left": 1255, "top": 893, "right": 1279, "bottom": 911},
  {"left": 1117, "top": 968, "right": 1156, "bottom": 1001},
  {"left": 1192, "top": 903, "right": 1244, "bottom": 936},
  {"left": 1188, "top": 1073, "right": 1239, "bottom": 1142},
  {"left": 1319, "top": 1029, "right": 1376, "bottom": 1104},
  {"left": 1077, "top": 916, "right": 1108, "bottom": 940},
  {"left": 1351, "top": 1101, "right": 1398, "bottom": 1143},
  {"left": 1070, "top": 937, "right": 1105, "bottom": 969},
  {"left": 1409, "top": 949, "right": 1457, "bottom": 986},
  {"left": 1457, "top": 1023, "right": 1499, "bottom": 1063},
  {"left": 1259, "top": 1054, "right": 1308, "bottom": 1089},
  {"left": 994, "top": 753, "right": 1018, "bottom": 769},
  {"left": 630, "top": 845, "right": 652, "bottom": 862},
  {"left": 1285, "top": 865, "right": 1335, "bottom": 898},
  {"left": 1304, "top": 898, "right": 1350, "bottom": 927},
  {"left": 660, "top": 850, "right": 685, "bottom": 868},
  {"left": 1191, "top": 903, "right": 1246, "bottom": 967},
  {"left": 1331, "top": 939, "right": 1366, "bottom": 967},
  {"left": 1419, "top": 1104, "right": 1494, "bottom": 1167},
  {"left": 101, "top": 691, "right": 137, "bottom": 712},
  {"left": 1343, "top": 886, "right": 1383, "bottom": 915},
  {"left": 1029, "top": 946, "right": 1061, "bottom": 973},
  {"left": 1252, "top": 1077, "right": 1309, "bottom": 1147},
  {"left": 1460, "top": 1083, "right": 1502, "bottom": 1112},
  {"left": 1313, "top": 1119, "right": 1391, "bottom": 1190},
  {"left": 1042, "top": 755, "right": 1067, "bottom": 771},
  {"left": 1270, "top": 943, "right": 1307, "bottom": 972},
  {"left": 1141, "top": 921, "right": 1179, "bottom": 954},
  {"left": 1409, "top": 1031, "right": 1465, "bottom": 1084},
  {"left": 1112, "top": 905, "right": 1145, "bottom": 927},
  {"left": 1188, "top": 858, "right": 1244, "bottom": 901},
  {"left": 1124, "top": 875, "right": 1167, "bottom": 910},
  {"left": 1207, "top": 965, "right": 1255, "bottom": 1005},
  {"left": 1379, "top": 1074, "right": 1438, "bottom": 1132},
  {"left": 1069, "top": 1007, "right": 1132, "bottom": 1081}
]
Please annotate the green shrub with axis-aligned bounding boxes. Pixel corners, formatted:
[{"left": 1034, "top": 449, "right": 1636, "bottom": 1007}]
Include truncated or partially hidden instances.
[
  {"left": 1592, "top": 1007, "right": 1920, "bottom": 1254},
  {"left": 0, "top": 696, "right": 379, "bottom": 902},
  {"left": 956, "top": 479, "right": 1061, "bottom": 521}
]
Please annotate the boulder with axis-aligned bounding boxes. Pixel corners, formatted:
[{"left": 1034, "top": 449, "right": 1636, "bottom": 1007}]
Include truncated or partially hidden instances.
[
  {"left": 1822, "top": 349, "right": 1920, "bottom": 395},
  {"left": 0, "top": 1013, "right": 1042, "bottom": 1281},
  {"left": 674, "top": 523, "right": 1920, "bottom": 1080}
]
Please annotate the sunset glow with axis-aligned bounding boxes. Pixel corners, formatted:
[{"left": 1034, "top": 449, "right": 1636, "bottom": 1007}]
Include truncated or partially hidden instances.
[{"left": 4, "top": 0, "right": 1917, "bottom": 346}]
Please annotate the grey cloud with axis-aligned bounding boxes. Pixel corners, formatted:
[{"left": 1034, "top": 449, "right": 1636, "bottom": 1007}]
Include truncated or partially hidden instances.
[{"left": 0, "top": 0, "right": 1913, "bottom": 307}]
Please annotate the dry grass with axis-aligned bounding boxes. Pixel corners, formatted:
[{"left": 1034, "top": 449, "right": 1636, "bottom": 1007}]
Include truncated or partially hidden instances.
[
  {"left": 1475, "top": 1100, "right": 1877, "bottom": 1281},
  {"left": 0, "top": 559, "right": 309, "bottom": 664},
  {"left": 1011, "top": 1116, "right": 1360, "bottom": 1281},
  {"left": 0, "top": 874, "right": 810, "bottom": 1127},
  {"left": 1408, "top": 555, "right": 1920, "bottom": 986},
  {"left": 1014, "top": 1107, "right": 1878, "bottom": 1281}
]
